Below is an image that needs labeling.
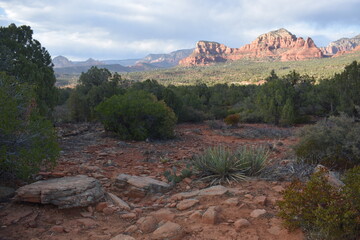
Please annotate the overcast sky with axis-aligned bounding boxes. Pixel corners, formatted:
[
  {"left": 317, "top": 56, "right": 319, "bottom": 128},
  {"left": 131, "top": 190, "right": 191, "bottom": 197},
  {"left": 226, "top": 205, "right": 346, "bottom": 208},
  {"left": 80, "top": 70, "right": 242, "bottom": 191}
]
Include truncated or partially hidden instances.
[{"left": 1, "top": 0, "right": 360, "bottom": 61}]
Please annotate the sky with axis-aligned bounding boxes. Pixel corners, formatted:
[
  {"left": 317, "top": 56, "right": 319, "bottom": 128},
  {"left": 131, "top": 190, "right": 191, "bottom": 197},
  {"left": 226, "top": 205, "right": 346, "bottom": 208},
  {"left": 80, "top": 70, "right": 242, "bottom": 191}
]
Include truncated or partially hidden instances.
[{"left": 1, "top": 0, "right": 360, "bottom": 61}]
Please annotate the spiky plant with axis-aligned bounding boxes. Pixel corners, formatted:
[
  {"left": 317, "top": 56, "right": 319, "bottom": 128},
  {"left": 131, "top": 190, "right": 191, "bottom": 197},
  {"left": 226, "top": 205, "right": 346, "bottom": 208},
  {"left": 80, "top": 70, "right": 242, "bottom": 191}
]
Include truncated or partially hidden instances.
[
  {"left": 193, "top": 145, "right": 269, "bottom": 185},
  {"left": 235, "top": 145, "right": 269, "bottom": 176}
]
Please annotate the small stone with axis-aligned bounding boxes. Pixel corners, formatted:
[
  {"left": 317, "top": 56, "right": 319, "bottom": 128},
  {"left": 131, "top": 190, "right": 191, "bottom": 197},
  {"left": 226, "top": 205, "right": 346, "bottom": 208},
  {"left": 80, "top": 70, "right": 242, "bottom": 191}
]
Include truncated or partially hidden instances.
[
  {"left": 106, "top": 192, "right": 131, "bottom": 211},
  {"left": 125, "top": 225, "right": 138, "bottom": 233},
  {"left": 254, "top": 196, "right": 267, "bottom": 206},
  {"left": 202, "top": 206, "right": 221, "bottom": 225},
  {"left": 198, "top": 185, "right": 228, "bottom": 196},
  {"left": 250, "top": 209, "right": 267, "bottom": 218},
  {"left": 189, "top": 210, "right": 203, "bottom": 220},
  {"left": 272, "top": 186, "right": 285, "bottom": 193},
  {"left": 137, "top": 216, "right": 158, "bottom": 233},
  {"left": 150, "top": 208, "right": 175, "bottom": 221},
  {"left": 151, "top": 221, "right": 183, "bottom": 240},
  {"left": 49, "top": 225, "right": 65, "bottom": 233},
  {"left": 234, "top": 218, "right": 250, "bottom": 231},
  {"left": 103, "top": 206, "right": 116, "bottom": 215},
  {"left": 121, "top": 213, "right": 137, "bottom": 219},
  {"left": 223, "top": 198, "right": 239, "bottom": 206},
  {"left": 76, "top": 218, "right": 98, "bottom": 228},
  {"left": 244, "top": 194, "right": 253, "bottom": 199},
  {"left": 176, "top": 199, "right": 199, "bottom": 211},
  {"left": 80, "top": 212, "right": 93, "bottom": 218},
  {"left": 267, "top": 226, "right": 282, "bottom": 235},
  {"left": 96, "top": 202, "right": 108, "bottom": 212},
  {"left": 110, "top": 234, "right": 136, "bottom": 240}
]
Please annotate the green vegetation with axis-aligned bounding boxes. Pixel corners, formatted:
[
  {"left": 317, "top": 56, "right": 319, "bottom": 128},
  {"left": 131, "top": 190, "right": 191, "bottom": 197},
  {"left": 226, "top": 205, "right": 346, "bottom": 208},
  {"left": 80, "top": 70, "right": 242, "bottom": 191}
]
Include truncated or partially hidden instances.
[
  {"left": 278, "top": 168, "right": 360, "bottom": 240},
  {"left": 0, "top": 24, "right": 57, "bottom": 117},
  {"left": 193, "top": 146, "right": 268, "bottom": 185},
  {"left": 68, "top": 67, "right": 125, "bottom": 122},
  {"left": 0, "top": 24, "right": 59, "bottom": 181},
  {"left": 121, "top": 51, "right": 360, "bottom": 86},
  {"left": 294, "top": 115, "right": 360, "bottom": 170},
  {"left": 224, "top": 113, "right": 240, "bottom": 126},
  {"left": 0, "top": 73, "right": 59, "bottom": 180},
  {"left": 95, "top": 90, "right": 177, "bottom": 140},
  {"left": 163, "top": 165, "right": 193, "bottom": 184}
]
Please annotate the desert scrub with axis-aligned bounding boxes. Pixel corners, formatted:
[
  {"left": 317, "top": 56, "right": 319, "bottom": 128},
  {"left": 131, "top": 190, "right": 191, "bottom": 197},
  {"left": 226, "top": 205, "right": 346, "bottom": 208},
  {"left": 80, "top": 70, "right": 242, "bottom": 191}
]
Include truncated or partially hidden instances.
[
  {"left": 224, "top": 113, "right": 240, "bottom": 127},
  {"left": 193, "top": 145, "right": 268, "bottom": 185},
  {"left": 278, "top": 168, "right": 360, "bottom": 240},
  {"left": 294, "top": 115, "right": 360, "bottom": 169},
  {"left": 95, "top": 90, "right": 177, "bottom": 140}
]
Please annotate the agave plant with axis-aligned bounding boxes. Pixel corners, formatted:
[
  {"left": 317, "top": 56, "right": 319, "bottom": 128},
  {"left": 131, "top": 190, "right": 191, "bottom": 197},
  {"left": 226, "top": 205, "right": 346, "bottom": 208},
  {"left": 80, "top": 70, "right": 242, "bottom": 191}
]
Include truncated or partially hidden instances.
[{"left": 193, "top": 145, "right": 269, "bottom": 185}]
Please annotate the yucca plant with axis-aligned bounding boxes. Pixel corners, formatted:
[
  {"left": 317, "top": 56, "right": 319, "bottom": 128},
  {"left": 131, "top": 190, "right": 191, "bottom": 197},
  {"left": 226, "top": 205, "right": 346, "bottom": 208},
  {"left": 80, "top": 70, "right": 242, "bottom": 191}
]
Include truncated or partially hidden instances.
[
  {"left": 193, "top": 145, "right": 268, "bottom": 185},
  {"left": 235, "top": 145, "right": 269, "bottom": 176}
]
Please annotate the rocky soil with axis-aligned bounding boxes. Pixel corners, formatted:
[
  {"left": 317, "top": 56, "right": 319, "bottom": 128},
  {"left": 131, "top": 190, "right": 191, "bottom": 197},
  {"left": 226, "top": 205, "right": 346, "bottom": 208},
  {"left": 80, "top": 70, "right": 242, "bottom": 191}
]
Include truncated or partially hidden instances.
[{"left": 0, "top": 122, "right": 304, "bottom": 240}]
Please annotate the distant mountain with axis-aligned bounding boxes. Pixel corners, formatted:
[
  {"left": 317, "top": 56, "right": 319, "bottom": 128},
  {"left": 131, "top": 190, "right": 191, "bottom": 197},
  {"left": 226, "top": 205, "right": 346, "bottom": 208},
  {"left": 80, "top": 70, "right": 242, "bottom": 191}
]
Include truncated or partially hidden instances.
[
  {"left": 321, "top": 34, "right": 360, "bottom": 56},
  {"left": 53, "top": 56, "right": 105, "bottom": 68},
  {"left": 136, "top": 49, "right": 194, "bottom": 68},
  {"left": 102, "top": 59, "right": 140, "bottom": 66},
  {"left": 179, "top": 28, "right": 323, "bottom": 66}
]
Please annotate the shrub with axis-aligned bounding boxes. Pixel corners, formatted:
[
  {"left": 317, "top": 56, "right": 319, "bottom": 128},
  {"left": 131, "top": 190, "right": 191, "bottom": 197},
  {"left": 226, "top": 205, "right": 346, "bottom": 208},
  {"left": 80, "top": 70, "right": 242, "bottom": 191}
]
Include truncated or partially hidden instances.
[
  {"left": 294, "top": 115, "right": 360, "bottom": 169},
  {"left": 278, "top": 168, "right": 360, "bottom": 240},
  {"left": 224, "top": 113, "right": 240, "bottom": 126},
  {"left": 193, "top": 145, "right": 268, "bottom": 185},
  {"left": 95, "top": 90, "right": 177, "bottom": 140},
  {"left": 0, "top": 73, "right": 59, "bottom": 180}
]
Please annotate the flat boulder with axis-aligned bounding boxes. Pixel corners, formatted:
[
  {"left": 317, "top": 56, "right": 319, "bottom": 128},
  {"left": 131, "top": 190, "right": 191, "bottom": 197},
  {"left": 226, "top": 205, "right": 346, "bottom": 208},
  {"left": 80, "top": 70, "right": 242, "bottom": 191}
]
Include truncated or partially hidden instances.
[
  {"left": 15, "top": 175, "right": 104, "bottom": 208},
  {"left": 115, "top": 174, "right": 171, "bottom": 198}
]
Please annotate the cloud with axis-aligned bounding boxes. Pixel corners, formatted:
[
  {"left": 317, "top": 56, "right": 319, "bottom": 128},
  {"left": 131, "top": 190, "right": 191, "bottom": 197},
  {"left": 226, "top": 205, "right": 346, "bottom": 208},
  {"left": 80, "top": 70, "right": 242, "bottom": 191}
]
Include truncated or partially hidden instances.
[{"left": 0, "top": 0, "right": 359, "bottom": 60}]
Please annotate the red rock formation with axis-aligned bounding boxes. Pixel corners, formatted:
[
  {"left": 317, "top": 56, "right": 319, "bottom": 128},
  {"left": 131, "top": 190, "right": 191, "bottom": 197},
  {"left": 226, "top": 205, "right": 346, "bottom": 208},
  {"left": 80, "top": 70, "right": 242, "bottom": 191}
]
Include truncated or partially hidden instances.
[{"left": 179, "top": 29, "right": 324, "bottom": 66}]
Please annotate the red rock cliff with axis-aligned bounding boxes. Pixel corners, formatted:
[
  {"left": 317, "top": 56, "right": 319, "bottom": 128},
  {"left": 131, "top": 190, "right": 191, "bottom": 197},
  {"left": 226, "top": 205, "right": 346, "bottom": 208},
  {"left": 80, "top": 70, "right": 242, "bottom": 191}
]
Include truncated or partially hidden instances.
[{"left": 179, "top": 28, "right": 324, "bottom": 66}]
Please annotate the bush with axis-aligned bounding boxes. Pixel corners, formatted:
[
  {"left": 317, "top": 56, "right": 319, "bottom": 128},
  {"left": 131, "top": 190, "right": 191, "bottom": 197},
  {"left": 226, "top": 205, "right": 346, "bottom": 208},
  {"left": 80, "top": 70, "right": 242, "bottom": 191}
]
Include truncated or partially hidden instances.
[
  {"left": 224, "top": 113, "right": 240, "bottom": 126},
  {"left": 278, "top": 168, "right": 360, "bottom": 240},
  {"left": 294, "top": 115, "right": 360, "bottom": 169},
  {"left": 95, "top": 90, "right": 177, "bottom": 140},
  {"left": 193, "top": 145, "right": 268, "bottom": 185},
  {"left": 0, "top": 73, "right": 59, "bottom": 180}
]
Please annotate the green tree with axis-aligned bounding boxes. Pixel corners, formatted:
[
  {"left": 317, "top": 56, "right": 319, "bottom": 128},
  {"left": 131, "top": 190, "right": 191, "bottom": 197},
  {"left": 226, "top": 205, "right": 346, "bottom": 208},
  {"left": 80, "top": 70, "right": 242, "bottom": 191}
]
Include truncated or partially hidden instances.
[
  {"left": 0, "top": 24, "right": 57, "bottom": 116},
  {"left": 68, "top": 67, "right": 124, "bottom": 121},
  {"left": 0, "top": 73, "right": 59, "bottom": 180}
]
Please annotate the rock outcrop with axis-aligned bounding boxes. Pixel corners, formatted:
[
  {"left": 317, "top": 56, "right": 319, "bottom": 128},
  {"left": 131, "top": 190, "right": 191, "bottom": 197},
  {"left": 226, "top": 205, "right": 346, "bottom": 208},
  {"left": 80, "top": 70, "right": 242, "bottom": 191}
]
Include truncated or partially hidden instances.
[
  {"left": 114, "top": 174, "right": 171, "bottom": 198},
  {"left": 15, "top": 175, "right": 104, "bottom": 208},
  {"left": 321, "top": 34, "right": 360, "bottom": 56},
  {"left": 179, "top": 28, "right": 323, "bottom": 66}
]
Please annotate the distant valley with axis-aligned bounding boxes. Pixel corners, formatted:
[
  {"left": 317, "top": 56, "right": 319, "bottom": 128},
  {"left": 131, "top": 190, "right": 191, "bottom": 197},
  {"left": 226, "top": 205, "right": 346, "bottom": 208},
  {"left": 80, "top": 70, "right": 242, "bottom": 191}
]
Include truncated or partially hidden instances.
[{"left": 54, "top": 28, "right": 360, "bottom": 87}]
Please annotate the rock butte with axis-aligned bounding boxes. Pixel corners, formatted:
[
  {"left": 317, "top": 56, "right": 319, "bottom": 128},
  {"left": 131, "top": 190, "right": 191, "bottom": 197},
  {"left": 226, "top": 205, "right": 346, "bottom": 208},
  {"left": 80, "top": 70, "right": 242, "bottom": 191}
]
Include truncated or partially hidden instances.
[{"left": 179, "top": 28, "right": 324, "bottom": 66}]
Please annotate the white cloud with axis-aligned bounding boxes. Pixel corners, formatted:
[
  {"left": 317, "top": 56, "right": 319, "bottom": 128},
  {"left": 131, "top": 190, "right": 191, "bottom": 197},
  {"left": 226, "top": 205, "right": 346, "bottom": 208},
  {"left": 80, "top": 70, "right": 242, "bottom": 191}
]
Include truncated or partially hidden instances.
[{"left": 0, "top": 0, "right": 359, "bottom": 59}]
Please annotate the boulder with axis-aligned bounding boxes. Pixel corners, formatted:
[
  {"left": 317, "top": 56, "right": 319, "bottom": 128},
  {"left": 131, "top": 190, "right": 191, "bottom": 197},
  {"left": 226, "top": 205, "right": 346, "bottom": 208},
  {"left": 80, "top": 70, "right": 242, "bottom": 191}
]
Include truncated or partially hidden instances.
[
  {"left": 115, "top": 174, "right": 171, "bottom": 198},
  {"left": 15, "top": 175, "right": 104, "bottom": 208}
]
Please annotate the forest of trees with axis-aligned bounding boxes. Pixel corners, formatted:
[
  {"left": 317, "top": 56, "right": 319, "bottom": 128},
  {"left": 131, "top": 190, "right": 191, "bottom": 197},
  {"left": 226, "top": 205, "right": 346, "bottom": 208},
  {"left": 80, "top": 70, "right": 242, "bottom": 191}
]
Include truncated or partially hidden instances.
[{"left": 63, "top": 61, "right": 360, "bottom": 127}]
